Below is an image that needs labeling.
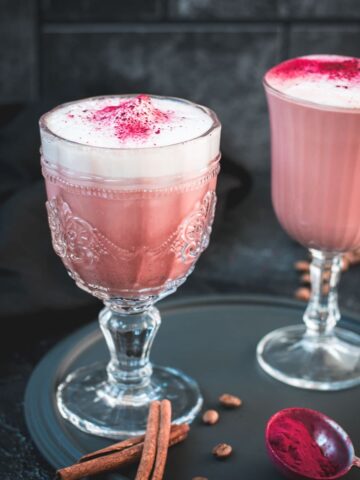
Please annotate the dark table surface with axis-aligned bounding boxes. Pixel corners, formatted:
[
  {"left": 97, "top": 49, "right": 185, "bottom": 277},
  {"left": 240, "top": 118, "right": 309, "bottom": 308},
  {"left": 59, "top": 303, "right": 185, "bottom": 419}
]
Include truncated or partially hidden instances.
[{"left": 1, "top": 103, "right": 360, "bottom": 480}]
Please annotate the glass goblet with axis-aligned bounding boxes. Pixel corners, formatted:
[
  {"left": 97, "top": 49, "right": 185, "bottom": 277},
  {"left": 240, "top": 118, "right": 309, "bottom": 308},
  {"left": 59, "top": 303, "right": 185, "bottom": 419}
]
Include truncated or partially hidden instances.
[
  {"left": 257, "top": 60, "right": 360, "bottom": 391},
  {"left": 40, "top": 95, "right": 221, "bottom": 437}
]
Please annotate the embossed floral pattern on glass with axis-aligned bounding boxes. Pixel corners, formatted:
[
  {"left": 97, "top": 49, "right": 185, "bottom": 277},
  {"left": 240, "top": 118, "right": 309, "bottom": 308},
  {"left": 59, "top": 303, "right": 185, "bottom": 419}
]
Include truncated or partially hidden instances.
[
  {"left": 43, "top": 163, "right": 219, "bottom": 301},
  {"left": 40, "top": 95, "right": 221, "bottom": 438}
]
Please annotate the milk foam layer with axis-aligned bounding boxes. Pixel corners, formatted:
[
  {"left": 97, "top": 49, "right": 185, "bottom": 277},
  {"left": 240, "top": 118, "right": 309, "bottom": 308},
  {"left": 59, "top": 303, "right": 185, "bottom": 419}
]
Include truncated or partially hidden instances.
[
  {"left": 265, "top": 55, "right": 360, "bottom": 109},
  {"left": 40, "top": 95, "right": 221, "bottom": 178}
]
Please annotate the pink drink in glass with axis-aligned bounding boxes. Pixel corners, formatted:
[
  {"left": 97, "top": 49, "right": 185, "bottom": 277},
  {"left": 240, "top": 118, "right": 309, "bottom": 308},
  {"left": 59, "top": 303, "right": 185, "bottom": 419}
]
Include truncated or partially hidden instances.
[
  {"left": 40, "top": 94, "right": 221, "bottom": 436},
  {"left": 42, "top": 164, "right": 218, "bottom": 299},
  {"left": 266, "top": 62, "right": 360, "bottom": 252},
  {"left": 41, "top": 94, "right": 220, "bottom": 303},
  {"left": 257, "top": 55, "right": 360, "bottom": 391}
]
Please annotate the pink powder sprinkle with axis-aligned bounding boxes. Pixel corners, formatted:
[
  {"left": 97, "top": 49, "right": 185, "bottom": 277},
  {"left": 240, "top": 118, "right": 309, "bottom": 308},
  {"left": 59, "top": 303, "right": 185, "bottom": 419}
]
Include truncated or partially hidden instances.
[
  {"left": 270, "top": 56, "right": 360, "bottom": 83},
  {"left": 89, "top": 94, "right": 173, "bottom": 142}
]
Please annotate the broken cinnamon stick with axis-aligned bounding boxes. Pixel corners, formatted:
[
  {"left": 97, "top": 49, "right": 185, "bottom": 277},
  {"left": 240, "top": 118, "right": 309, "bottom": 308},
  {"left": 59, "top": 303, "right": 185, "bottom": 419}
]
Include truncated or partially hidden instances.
[
  {"left": 56, "top": 422, "right": 189, "bottom": 480},
  {"left": 151, "top": 399, "right": 172, "bottom": 480},
  {"left": 135, "top": 400, "right": 161, "bottom": 480}
]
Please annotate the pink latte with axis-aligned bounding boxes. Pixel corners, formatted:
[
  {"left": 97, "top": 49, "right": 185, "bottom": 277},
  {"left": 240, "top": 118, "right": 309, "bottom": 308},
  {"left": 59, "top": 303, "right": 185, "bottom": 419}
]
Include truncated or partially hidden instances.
[
  {"left": 40, "top": 95, "right": 221, "bottom": 299},
  {"left": 265, "top": 55, "right": 360, "bottom": 252}
]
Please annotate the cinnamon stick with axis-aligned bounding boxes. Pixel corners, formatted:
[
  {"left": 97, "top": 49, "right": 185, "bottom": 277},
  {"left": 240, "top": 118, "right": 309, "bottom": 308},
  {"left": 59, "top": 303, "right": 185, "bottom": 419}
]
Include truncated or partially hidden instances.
[
  {"left": 56, "top": 443, "right": 143, "bottom": 480},
  {"left": 135, "top": 401, "right": 161, "bottom": 480},
  {"left": 80, "top": 424, "right": 186, "bottom": 463},
  {"left": 79, "top": 433, "right": 145, "bottom": 463},
  {"left": 151, "top": 400, "right": 172, "bottom": 480},
  {"left": 56, "top": 422, "right": 189, "bottom": 480}
]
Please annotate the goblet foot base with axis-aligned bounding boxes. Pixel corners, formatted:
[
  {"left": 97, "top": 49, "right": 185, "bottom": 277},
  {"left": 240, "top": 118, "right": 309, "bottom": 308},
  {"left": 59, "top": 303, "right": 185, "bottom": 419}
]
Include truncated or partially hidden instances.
[
  {"left": 57, "top": 362, "right": 203, "bottom": 438},
  {"left": 257, "top": 325, "right": 360, "bottom": 391}
]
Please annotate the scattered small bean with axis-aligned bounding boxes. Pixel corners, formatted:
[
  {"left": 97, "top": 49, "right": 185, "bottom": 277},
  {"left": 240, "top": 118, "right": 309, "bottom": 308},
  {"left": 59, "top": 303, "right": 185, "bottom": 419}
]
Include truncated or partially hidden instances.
[
  {"left": 219, "top": 393, "right": 242, "bottom": 408},
  {"left": 212, "top": 443, "right": 232, "bottom": 459},
  {"left": 202, "top": 409, "right": 219, "bottom": 425},
  {"left": 295, "top": 287, "right": 310, "bottom": 301}
]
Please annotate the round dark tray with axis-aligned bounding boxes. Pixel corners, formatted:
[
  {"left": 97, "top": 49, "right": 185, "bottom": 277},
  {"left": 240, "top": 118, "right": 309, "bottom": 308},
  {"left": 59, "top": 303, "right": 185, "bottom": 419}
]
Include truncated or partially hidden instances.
[{"left": 25, "top": 295, "right": 360, "bottom": 479}]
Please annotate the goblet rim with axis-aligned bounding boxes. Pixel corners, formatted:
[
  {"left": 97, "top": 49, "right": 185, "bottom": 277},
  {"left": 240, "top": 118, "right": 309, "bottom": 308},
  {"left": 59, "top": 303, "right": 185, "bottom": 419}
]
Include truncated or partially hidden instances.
[
  {"left": 39, "top": 93, "right": 221, "bottom": 151},
  {"left": 263, "top": 77, "right": 360, "bottom": 114}
]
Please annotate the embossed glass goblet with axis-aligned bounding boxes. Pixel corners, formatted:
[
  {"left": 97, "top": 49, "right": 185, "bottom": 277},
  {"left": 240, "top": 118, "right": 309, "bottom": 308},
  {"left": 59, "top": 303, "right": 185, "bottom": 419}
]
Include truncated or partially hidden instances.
[{"left": 40, "top": 95, "right": 221, "bottom": 438}]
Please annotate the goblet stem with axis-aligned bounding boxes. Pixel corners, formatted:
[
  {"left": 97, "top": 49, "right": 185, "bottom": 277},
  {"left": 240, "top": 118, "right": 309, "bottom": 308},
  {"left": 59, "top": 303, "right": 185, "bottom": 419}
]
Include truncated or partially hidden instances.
[
  {"left": 99, "top": 304, "right": 161, "bottom": 390},
  {"left": 57, "top": 301, "right": 202, "bottom": 436},
  {"left": 256, "top": 247, "right": 360, "bottom": 390},
  {"left": 303, "top": 249, "right": 342, "bottom": 337}
]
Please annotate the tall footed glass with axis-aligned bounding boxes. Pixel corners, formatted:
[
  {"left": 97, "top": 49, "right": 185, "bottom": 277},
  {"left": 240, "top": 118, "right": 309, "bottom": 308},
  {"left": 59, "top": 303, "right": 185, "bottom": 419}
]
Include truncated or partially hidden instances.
[
  {"left": 40, "top": 95, "right": 221, "bottom": 437},
  {"left": 257, "top": 56, "right": 360, "bottom": 391}
]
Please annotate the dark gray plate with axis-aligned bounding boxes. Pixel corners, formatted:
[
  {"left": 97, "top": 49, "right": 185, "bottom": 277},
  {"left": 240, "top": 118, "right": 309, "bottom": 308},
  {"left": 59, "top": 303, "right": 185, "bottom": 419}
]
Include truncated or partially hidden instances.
[{"left": 25, "top": 295, "right": 360, "bottom": 479}]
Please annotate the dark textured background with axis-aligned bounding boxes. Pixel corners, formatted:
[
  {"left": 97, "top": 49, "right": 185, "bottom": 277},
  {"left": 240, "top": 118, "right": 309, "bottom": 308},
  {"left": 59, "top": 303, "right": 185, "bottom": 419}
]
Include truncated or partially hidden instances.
[
  {"left": 3, "top": 0, "right": 360, "bottom": 174},
  {"left": 1, "top": 1, "right": 360, "bottom": 478}
]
